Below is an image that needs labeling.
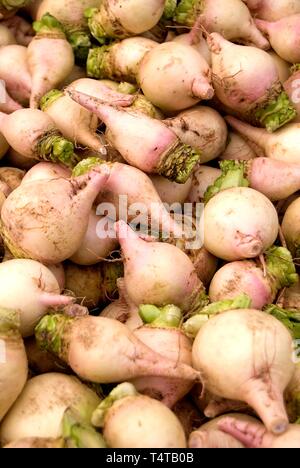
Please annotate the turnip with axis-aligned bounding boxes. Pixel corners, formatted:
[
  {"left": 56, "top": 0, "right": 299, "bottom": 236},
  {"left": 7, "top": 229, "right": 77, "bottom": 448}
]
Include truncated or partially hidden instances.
[
  {"left": 28, "top": 14, "right": 74, "bottom": 109},
  {"left": 116, "top": 221, "right": 207, "bottom": 313},
  {"left": 1, "top": 169, "right": 109, "bottom": 264},
  {"left": 191, "top": 247, "right": 218, "bottom": 287},
  {"left": 220, "top": 132, "right": 257, "bottom": 162},
  {"left": 219, "top": 417, "right": 300, "bottom": 448},
  {"left": 138, "top": 42, "right": 214, "bottom": 113},
  {"left": 85, "top": 0, "right": 165, "bottom": 44},
  {"left": 35, "top": 314, "right": 201, "bottom": 383},
  {"left": 267, "top": 51, "right": 291, "bottom": 84},
  {"left": 0, "top": 109, "right": 77, "bottom": 166},
  {"left": 0, "top": 373, "right": 101, "bottom": 446},
  {"left": 91, "top": 383, "right": 186, "bottom": 448},
  {"left": 189, "top": 414, "right": 260, "bottom": 448},
  {"left": 0, "top": 309, "right": 27, "bottom": 422},
  {"left": 4, "top": 437, "right": 65, "bottom": 448},
  {"left": 0, "top": 259, "right": 74, "bottom": 337},
  {"left": 67, "top": 90, "right": 200, "bottom": 184},
  {"left": 0, "top": 24, "right": 16, "bottom": 46},
  {"left": 204, "top": 187, "right": 279, "bottom": 261},
  {"left": 130, "top": 305, "right": 194, "bottom": 407},
  {"left": 256, "top": 15, "right": 300, "bottom": 64},
  {"left": 87, "top": 37, "right": 157, "bottom": 83},
  {"left": 187, "top": 166, "right": 221, "bottom": 203},
  {"left": 0, "top": 45, "right": 32, "bottom": 105},
  {"left": 25, "top": 337, "right": 68, "bottom": 375},
  {"left": 173, "top": 31, "right": 211, "bottom": 66},
  {"left": 284, "top": 68, "right": 300, "bottom": 123},
  {"left": 226, "top": 116, "right": 300, "bottom": 164},
  {"left": 0, "top": 89, "right": 22, "bottom": 114},
  {"left": 208, "top": 33, "right": 296, "bottom": 132},
  {"left": 209, "top": 246, "right": 298, "bottom": 309},
  {"left": 2, "top": 15, "right": 34, "bottom": 46},
  {"left": 70, "top": 208, "right": 118, "bottom": 266},
  {"left": 164, "top": 107, "right": 228, "bottom": 164},
  {"left": 150, "top": 175, "right": 192, "bottom": 205},
  {"left": 67, "top": 78, "right": 135, "bottom": 107},
  {"left": 193, "top": 309, "right": 295, "bottom": 434},
  {"left": 21, "top": 161, "right": 71, "bottom": 185},
  {"left": 243, "top": 0, "right": 300, "bottom": 21},
  {"left": 282, "top": 197, "right": 300, "bottom": 257}
]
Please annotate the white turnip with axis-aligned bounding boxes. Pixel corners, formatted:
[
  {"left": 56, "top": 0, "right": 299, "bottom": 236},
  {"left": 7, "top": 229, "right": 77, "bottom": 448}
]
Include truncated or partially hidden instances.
[
  {"left": 0, "top": 373, "right": 101, "bottom": 446},
  {"left": 0, "top": 309, "right": 27, "bottom": 422},
  {"left": 35, "top": 314, "right": 201, "bottom": 383},
  {"left": 204, "top": 187, "right": 279, "bottom": 261},
  {"left": 67, "top": 89, "right": 200, "bottom": 184},
  {"left": 0, "top": 45, "right": 31, "bottom": 105},
  {"left": 1, "top": 169, "right": 110, "bottom": 264},
  {"left": 243, "top": 0, "right": 300, "bottom": 21},
  {"left": 193, "top": 309, "right": 295, "bottom": 434},
  {"left": 208, "top": 33, "right": 296, "bottom": 132},
  {"left": 139, "top": 42, "right": 214, "bottom": 113},
  {"left": 0, "top": 259, "right": 74, "bottom": 337}
]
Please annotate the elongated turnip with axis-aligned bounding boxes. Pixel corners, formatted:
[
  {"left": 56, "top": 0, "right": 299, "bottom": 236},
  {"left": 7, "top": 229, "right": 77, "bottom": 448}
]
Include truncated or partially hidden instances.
[
  {"left": 0, "top": 309, "right": 27, "bottom": 422},
  {"left": 204, "top": 187, "right": 279, "bottom": 261},
  {"left": 219, "top": 417, "right": 300, "bottom": 448},
  {"left": 139, "top": 42, "right": 214, "bottom": 113},
  {"left": 0, "top": 45, "right": 31, "bottom": 104},
  {"left": 87, "top": 37, "right": 157, "bottom": 83},
  {"left": 164, "top": 107, "right": 228, "bottom": 164},
  {"left": 209, "top": 246, "right": 298, "bottom": 309},
  {"left": 67, "top": 78, "right": 135, "bottom": 107},
  {"left": 67, "top": 90, "right": 200, "bottom": 184},
  {"left": 193, "top": 309, "right": 295, "bottom": 434},
  {"left": 1, "top": 169, "right": 109, "bottom": 264},
  {"left": 0, "top": 259, "right": 74, "bottom": 337},
  {"left": 243, "top": 0, "right": 300, "bottom": 21},
  {"left": 0, "top": 373, "right": 101, "bottom": 446},
  {"left": 282, "top": 197, "right": 300, "bottom": 257},
  {"left": 208, "top": 33, "right": 296, "bottom": 132},
  {"left": 86, "top": 0, "right": 165, "bottom": 44},
  {"left": 35, "top": 314, "right": 201, "bottom": 383},
  {"left": 116, "top": 221, "right": 206, "bottom": 313}
]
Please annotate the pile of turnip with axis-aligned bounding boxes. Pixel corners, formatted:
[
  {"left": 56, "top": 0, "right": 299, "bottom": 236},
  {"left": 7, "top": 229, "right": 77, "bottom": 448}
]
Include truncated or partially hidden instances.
[{"left": 1, "top": 0, "right": 300, "bottom": 450}]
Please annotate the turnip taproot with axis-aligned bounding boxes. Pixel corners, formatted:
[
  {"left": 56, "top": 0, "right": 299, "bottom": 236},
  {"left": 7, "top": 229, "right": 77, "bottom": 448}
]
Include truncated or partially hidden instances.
[
  {"left": 208, "top": 33, "right": 296, "bottom": 132},
  {"left": 219, "top": 417, "right": 300, "bottom": 448},
  {"left": 0, "top": 309, "right": 27, "bottom": 422},
  {"left": 35, "top": 314, "right": 201, "bottom": 384},
  {"left": 0, "top": 45, "right": 32, "bottom": 105},
  {"left": 0, "top": 373, "right": 101, "bottom": 446},
  {"left": 86, "top": 0, "right": 165, "bottom": 44},
  {"left": 138, "top": 42, "right": 214, "bottom": 113},
  {"left": 0, "top": 259, "right": 74, "bottom": 337},
  {"left": 192, "top": 309, "right": 295, "bottom": 434},
  {"left": 1, "top": 169, "right": 110, "bottom": 264},
  {"left": 204, "top": 187, "right": 279, "bottom": 261},
  {"left": 67, "top": 89, "right": 200, "bottom": 184},
  {"left": 243, "top": 0, "right": 300, "bottom": 21}
]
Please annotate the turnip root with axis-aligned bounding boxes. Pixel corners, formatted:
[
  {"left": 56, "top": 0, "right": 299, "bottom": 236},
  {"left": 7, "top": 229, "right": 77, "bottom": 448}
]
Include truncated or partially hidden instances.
[
  {"left": 209, "top": 246, "right": 298, "bottom": 309},
  {"left": 208, "top": 33, "right": 296, "bottom": 132},
  {"left": 2, "top": 15, "right": 34, "bottom": 46},
  {"left": 131, "top": 305, "right": 194, "bottom": 407},
  {"left": 219, "top": 417, "right": 300, "bottom": 448},
  {"left": 164, "top": 107, "right": 228, "bottom": 164},
  {"left": 4, "top": 437, "right": 65, "bottom": 449},
  {"left": 193, "top": 309, "right": 295, "bottom": 434},
  {"left": 25, "top": 336, "right": 68, "bottom": 375},
  {"left": 21, "top": 161, "right": 71, "bottom": 185},
  {"left": 91, "top": 383, "right": 186, "bottom": 448},
  {"left": 226, "top": 116, "right": 300, "bottom": 164},
  {"left": 0, "top": 109, "right": 77, "bottom": 166},
  {"left": 189, "top": 414, "right": 260, "bottom": 448},
  {"left": 28, "top": 14, "right": 74, "bottom": 109},
  {"left": 0, "top": 373, "right": 101, "bottom": 446},
  {"left": 267, "top": 51, "right": 290, "bottom": 84},
  {"left": 204, "top": 187, "right": 279, "bottom": 261},
  {"left": 243, "top": 0, "right": 300, "bottom": 21},
  {"left": 0, "top": 24, "right": 16, "bottom": 46},
  {"left": 256, "top": 15, "right": 300, "bottom": 64},
  {"left": 173, "top": 31, "right": 211, "bottom": 66},
  {"left": 0, "top": 45, "right": 32, "bottom": 104},
  {"left": 138, "top": 42, "right": 214, "bottom": 113},
  {"left": 70, "top": 208, "right": 118, "bottom": 266},
  {"left": 35, "top": 314, "right": 201, "bottom": 384},
  {"left": 67, "top": 90, "right": 200, "bottom": 184},
  {"left": 116, "top": 221, "right": 206, "bottom": 313},
  {"left": 1, "top": 169, "right": 110, "bottom": 264},
  {"left": 85, "top": 0, "right": 165, "bottom": 44},
  {"left": 0, "top": 309, "right": 27, "bottom": 422},
  {"left": 67, "top": 78, "right": 135, "bottom": 107},
  {"left": 282, "top": 197, "right": 300, "bottom": 257},
  {"left": 150, "top": 175, "right": 192, "bottom": 205},
  {"left": 40, "top": 89, "right": 106, "bottom": 155},
  {"left": 87, "top": 37, "right": 157, "bottom": 83},
  {"left": 0, "top": 259, "right": 74, "bottom": 337},
  {"left": 187, "top": 166, "right": 221, "bottom": 203},
  {"left": 220, "top": 132, "right": 257, "bottom": 161}
]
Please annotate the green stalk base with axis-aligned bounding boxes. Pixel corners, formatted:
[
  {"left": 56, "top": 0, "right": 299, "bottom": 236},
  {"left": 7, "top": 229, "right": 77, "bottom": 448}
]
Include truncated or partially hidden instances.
[
  {"left": 100, "top": 262, "right": 124, "bottom": 303},
  {"left": 139, "top": 304, "right": 182, "bottom": 329},
  {"left": 0, "top": 0, "right": 29, "bottom": 10},
  {"left": 265, "top": 246, "right": 298, "bottom": 294},
  {"left": 72, "top": 157, "right": 106, "bottom": 177},
  {"left": 204, "top": 160, "right": 249, "bottom": 204},
  {"left": 62, "top": 408, "right": 107, "bottom": 448},
  {"left": 158, "top": 142, "right": 201, "bottom": 184},
  {"left": 174, "top": 0, "right": 204, "bottom": 27},
  {"left": 0, "top": 308, "right": 20, "bottom": 334},
  {"left": 265, "top": 304, "right": 300, "bottom": 342},
  {"left": 85, "top": 4, "right": 129, "bottom": 44},
  {"left": 36, "top": 131, "right": 78, "bottom": 167},
  {"left": 33, "top": 13, "right": 65, "bottom": 37},
  {"left": 87, "top": 45, "right": 115, "bottom": 80},
  {"left": 255, "top": 91, "right": 296, "bottom": 133},
  {"left": 40, "top": 89, "right": 63, "bottom": 112},
  {"left": 163, "top": 0, "right": 178, "bottom": 20},
  {"left": 35, "top": 314, "right": 72, "bottom": 359},
  {"left": 65, "top": 26, "right": 92, "bottom": 63}
]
